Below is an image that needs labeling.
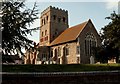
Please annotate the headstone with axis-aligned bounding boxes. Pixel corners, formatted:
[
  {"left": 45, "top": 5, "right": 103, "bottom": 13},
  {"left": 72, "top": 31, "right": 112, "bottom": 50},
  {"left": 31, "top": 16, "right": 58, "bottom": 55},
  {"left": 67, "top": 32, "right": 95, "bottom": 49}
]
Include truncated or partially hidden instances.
[{"left": 90, "top": 56, "right": 95, "bottom": 64}]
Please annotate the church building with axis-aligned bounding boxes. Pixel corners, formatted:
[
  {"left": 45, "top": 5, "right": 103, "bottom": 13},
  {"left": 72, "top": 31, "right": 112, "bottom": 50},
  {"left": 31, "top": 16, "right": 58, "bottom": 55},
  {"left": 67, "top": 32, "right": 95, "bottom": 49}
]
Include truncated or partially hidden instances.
[{"left": 24, "top": 6, "right": 101, "bottom": 64}]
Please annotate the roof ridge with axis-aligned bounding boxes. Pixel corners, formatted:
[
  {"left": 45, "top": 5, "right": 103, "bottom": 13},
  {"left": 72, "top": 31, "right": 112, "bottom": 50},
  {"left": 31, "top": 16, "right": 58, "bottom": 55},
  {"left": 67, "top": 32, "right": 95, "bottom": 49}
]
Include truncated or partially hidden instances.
[
  {"left": 69, "top": 20, "right": 88, "bottom": 29},
  {"left": 75, "top": 20, "right": 89, "bottom": 40}
]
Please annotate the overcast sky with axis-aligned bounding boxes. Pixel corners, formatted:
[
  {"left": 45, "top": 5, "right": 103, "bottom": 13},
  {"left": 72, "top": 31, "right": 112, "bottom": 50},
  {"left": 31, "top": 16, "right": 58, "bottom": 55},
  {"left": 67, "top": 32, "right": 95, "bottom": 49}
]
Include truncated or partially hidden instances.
[{"left": 25, "top": 0, "right": 119, "bottom": 43}]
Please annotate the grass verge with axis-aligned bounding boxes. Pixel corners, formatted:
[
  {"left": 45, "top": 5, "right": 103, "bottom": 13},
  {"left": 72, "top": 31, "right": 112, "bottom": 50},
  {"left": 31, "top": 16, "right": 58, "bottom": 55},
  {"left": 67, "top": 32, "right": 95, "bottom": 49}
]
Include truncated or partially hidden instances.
[{"left": 2, "top": 64, "right": 120, "bottom": 72}]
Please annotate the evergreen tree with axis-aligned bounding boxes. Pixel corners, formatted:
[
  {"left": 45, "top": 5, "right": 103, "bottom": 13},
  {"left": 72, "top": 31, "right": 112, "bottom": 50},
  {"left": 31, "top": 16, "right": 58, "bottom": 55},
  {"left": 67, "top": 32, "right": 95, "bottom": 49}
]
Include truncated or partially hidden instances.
[{"left": 2, "top": 0, "right": 39, "bottom": 56}]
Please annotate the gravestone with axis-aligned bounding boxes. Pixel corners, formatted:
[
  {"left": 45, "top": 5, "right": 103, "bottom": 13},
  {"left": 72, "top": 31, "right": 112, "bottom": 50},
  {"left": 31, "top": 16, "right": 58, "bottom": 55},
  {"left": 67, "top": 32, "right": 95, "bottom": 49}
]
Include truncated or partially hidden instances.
[{"left": 90, "top": 56, "right": 95, "bottom": 64}]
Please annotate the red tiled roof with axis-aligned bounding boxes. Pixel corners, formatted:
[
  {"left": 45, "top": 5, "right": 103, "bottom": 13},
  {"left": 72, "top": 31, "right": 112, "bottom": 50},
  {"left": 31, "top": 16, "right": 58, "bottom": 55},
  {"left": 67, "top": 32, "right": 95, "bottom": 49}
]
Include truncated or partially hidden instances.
[{"left": 50, "top": 20, "right": 89, "bottom": 46}]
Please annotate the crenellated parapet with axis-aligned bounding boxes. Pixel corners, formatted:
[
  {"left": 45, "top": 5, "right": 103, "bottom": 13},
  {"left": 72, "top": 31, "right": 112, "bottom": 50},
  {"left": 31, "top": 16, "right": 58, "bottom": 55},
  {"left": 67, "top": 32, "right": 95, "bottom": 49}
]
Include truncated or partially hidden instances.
[{"left": 41, "top": 6, "right": 68, "bottom": 16}]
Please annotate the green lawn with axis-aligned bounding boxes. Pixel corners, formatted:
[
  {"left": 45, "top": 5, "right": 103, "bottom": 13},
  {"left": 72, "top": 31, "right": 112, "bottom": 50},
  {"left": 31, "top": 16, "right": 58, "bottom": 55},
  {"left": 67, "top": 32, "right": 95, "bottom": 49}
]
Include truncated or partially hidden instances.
[{"left": 2, "top": 64, "right": 120, "bottom": 72}]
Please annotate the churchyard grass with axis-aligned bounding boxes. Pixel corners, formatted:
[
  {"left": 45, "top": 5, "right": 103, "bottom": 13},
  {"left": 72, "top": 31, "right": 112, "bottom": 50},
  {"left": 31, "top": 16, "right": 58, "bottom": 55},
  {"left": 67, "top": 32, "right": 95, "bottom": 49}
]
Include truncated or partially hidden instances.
[{"left": 2, "top": 63, "right": 120, "bottom": 72}]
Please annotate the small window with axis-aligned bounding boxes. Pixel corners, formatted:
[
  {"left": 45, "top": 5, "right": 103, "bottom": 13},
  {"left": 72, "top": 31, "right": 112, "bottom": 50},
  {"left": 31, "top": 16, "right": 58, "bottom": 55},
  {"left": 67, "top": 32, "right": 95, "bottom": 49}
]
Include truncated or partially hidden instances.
[
  {"left": 46, "top": 16, "right": 48, "bottom": 21},
  {"left": 55, "top": 31, "right": 58, "bottom": 35},
  {"left": 42, "top": 32, "right": 44, "bottom": 37},
  {"left": 55, "top": 29, "right": 58, "bottom": 35},
  {"left": 53, "top": 15, "right": 56, "bottom": 20},
  {"left": 44, "top": 18, "right": 45, "bottom": 24},
  {"left": 63, "top": 17, "right": 65, "bottom": 22}
]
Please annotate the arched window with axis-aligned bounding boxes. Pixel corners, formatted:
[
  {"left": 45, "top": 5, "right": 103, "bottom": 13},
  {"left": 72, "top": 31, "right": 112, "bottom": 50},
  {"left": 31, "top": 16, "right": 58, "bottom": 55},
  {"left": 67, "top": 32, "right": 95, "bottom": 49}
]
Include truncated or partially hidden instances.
[
  {"left": 44, "top": 18, "right": 45, "bottom": 25},
  {"left": 63, "top": 45, "right": 69, "bottom": 56},
  {"left": 46, "top": 16, "right": 48, "bottom": 21},
  {"left": 85, "top": 33, "right": 97, "bottom": 56},
  {"left": 42, "top": 32, "right": 44, "bottom": 37},
  {"left": 42, "top": 19, "right": 43, "bottom": 25},
  {"left": 66, "top": 47, "right": 69, "bottom": 55},
  {"left": 45, "top": 30, "right": 47, "bottom": 35}
]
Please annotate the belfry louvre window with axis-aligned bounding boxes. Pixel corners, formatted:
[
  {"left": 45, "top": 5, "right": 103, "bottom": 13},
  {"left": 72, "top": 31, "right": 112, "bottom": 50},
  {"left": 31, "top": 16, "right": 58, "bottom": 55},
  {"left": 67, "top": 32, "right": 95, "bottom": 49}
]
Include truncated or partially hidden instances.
[
  {"left": 63, "top": 17, "right": 65, "bottom": 22},
  {"left": 53, "top": 15, "right": 56, "bottom": 20},
  {"left": 58, "top": 17, "right": 61, "bottom": 22}
]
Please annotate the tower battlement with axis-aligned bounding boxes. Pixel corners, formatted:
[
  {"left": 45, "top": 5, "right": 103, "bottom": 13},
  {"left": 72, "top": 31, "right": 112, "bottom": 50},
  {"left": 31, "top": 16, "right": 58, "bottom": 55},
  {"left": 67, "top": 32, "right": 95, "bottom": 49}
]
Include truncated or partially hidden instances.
[{"left": 41, "top": 6, "right": 68, "bottom": 16}]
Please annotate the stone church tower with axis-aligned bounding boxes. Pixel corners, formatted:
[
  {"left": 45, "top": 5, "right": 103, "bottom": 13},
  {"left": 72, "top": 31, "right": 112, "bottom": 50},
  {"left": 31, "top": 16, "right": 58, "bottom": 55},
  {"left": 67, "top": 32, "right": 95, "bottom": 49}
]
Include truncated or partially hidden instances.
[{"left": 40, "top": 6, "right": 69, "bottom": 46}]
